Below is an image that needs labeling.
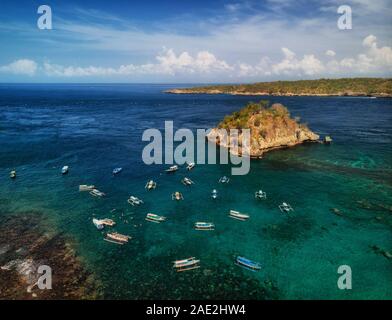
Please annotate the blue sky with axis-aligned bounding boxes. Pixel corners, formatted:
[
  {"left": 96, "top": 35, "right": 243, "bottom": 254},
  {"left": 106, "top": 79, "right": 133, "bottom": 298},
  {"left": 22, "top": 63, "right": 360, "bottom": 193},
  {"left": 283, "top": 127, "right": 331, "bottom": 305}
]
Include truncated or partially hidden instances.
[{"left": 0, "top": 0, "right": 391, "bottom": 82}]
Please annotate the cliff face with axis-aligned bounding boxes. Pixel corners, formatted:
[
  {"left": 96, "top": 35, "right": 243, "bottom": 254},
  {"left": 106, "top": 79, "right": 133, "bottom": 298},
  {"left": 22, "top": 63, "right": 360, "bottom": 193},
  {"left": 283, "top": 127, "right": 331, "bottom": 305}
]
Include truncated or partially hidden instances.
[{"left": 207, "top": 102, "right": 319, "bottom": 158}]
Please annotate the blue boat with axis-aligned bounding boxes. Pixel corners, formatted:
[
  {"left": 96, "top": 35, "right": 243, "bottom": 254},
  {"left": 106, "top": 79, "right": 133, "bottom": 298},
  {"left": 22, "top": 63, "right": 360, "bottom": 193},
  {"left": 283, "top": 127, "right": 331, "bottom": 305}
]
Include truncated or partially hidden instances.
[
  {"left": 235, "top": 256, "right": 261, "bottom": 271},
  {"left": 113, "top": 167, "right": 122, "bottom": 175}
]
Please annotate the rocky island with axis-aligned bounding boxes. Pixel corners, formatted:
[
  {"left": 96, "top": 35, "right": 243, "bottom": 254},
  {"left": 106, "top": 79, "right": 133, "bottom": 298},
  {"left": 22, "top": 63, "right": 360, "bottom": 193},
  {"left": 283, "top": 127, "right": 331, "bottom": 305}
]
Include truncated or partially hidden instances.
[
  {"left": 207, "top": 101, "right": 319, "bottom": 158},
  {"left": 166, "top": 78, "right": 392, "bottom": 97}
]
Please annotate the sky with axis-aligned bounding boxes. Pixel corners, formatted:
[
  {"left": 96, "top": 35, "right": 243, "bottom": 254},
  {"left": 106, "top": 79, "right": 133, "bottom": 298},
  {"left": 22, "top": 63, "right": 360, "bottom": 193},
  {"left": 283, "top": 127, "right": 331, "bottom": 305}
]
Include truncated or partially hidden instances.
[{"left": 0, "top": 0, "right": 391, "bottom": 83}]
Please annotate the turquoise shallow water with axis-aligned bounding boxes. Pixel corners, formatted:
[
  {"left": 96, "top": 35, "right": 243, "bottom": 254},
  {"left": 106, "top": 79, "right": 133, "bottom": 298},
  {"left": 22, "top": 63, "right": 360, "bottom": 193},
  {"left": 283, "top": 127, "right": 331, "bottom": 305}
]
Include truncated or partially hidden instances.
[{"left": 0, "top": 84, "right": 391, "bottom": 299}]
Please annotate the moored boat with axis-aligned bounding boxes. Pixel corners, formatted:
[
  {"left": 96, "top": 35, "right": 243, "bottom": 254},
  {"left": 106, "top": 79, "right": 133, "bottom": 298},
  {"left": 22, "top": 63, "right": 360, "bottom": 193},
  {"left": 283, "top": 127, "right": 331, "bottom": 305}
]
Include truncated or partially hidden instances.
[
  {"left": 173, "top": 257, "right": 200, "bottom": 272},
  {"left": 166, "top": 165, "right": 178, "bottom": 173},
  {"left": 235, "top": 256, "right": 261, "bottom": 271},
  {"left": 92, "top": 218, "right": 104, "bottom": 230},
  {"left": 113, "top": 167, "right": 123, "bottom": 175},
  {"left": 219, "top": 176, "right": 230, "bottom": 183},
  {"left": 128, "top": 196, "right": 143, "bottom": 206},
  {"left": 79, "top": 185, "right": 95, "bottom": 192},
  {"left": 279, "top": 202, "right": 293, "bottom": 213},
  {"left": 90, "top": 189, "right": 106, "bottom": 197},
  {"left": 255, "top": 190, "right": 267, "bottom": 199},
  {"left": 172, "top": 191, "right": 184, "bottom": 201},
  {"left": 229, "top": 210, "right": 249, "bottom": 221},
  {"left": 61, "top": 166, "right": 69, "bottom": 175},
  {"left": 146, "top": 213, "right": 166, "bottom": 223},
  {"left": 104, "top": 232, "right": 131, "bottom": 245},
  {"left": 194, "top": 222, "right": 215, "bottom": 230},
  {"left": 145, "top": 180, "right": 157, "bottom": 190},
  {"left": 186, "top": 162, "right": 195, "bottom": 170},
  {"left": 182, "top": 177, "right": 194, "bottom": 186},
  {"left": 10, "top": 170, "right": 16, "bottom": 179}
]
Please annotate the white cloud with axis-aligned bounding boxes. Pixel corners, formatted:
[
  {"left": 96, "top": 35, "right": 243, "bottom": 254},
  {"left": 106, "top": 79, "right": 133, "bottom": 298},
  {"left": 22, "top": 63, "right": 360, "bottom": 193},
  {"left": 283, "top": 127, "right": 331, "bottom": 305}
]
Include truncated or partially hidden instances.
[
  {"left": 325, "top": 50, "right": 336, "bottom": 57},
  {"left": 0, "top": 59, "right": 37, "bottom": 76}
]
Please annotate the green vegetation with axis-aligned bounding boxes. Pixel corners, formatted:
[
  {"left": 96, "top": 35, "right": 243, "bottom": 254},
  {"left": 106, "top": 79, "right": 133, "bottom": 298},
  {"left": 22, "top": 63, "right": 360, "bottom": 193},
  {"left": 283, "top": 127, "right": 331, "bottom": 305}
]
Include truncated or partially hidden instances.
[
  {"left": 218, "top": 100, "right": 289, "bottom": 129},
  {"left": 168, "top": 78, "right": 392, "bottom": 96}
]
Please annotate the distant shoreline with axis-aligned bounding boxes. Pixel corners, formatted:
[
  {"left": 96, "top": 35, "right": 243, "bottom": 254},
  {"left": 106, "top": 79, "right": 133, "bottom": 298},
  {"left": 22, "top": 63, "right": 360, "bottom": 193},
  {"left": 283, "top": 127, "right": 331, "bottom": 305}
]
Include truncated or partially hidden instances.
[{"left": 165, "top": 78, "right": 392, "bottom": 98}]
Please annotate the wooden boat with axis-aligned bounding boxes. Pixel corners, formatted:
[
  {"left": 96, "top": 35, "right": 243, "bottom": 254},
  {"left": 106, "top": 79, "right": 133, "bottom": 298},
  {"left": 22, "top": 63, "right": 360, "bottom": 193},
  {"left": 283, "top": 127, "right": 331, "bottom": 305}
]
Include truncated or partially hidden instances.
[
  {"left": 113, "top": 167, "right": 123, "bottom": 175},
  {"left": 165, "top": 165, "right": 178, "bottom": 173},
  {"left": 145, "top": 180, "right": 157, "bottom": 190},
  {"left": 211, "top": 189, "right": 218, "bottom": 199},
  {"left": 194, "top": 222, "right": 215, "bottom": 230},
  {"left": 61, "top": 166, "right": 69, "bottom": 175},
  {"left": 104, "top": 232, "right": 131, "bottom": 245},
  {"left": 100, "top": 218, "right": 115, "bottom": 226},
  {"left": 90, "top": 189, "right": 106, "bottom": 197},
  {"left": 128, "top": 196, "right": 143, "bottom": 206},
  {"left": 172, "top": 192, "right": 184, "bottom": 201},
  {"left": 92, "top": 218, "right": 104, "bottom": 230},
  {"left": 182, "top": 177, "right": 194, "bottom": 186},
  {"left": 173, "top": 257, "right": 200, "bottom": 272},
  {"left": 219, "top": 176, "right": 230, "bottom": 183},
  {"left": 146, "top": 213, "right": 166, "bottom": 223},
  {"left": 10, "top": 170, "right": 16, "bottom": 179},
  {"left": 229, "top": 210, "right": 249, "bottom": 221},
  {"left": 235, "top": 256, "right": 261, "bottom": 271},
  {"left": 79, "top": 185, "right": 95, "bottom": 192},
  {"left": 255, "top": 190, "right": 267, "bottom": 199},
  {"left": 187, "top": 162, "right": 195, "bottom": 170},
  {"left": 279, "top": 202, "right": 293, "bottom": 213}
]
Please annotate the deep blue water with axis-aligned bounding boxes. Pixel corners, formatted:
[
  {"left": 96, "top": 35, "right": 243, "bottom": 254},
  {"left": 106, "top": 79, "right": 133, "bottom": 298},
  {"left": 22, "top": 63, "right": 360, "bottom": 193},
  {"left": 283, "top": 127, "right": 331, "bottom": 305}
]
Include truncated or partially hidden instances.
[{"left": 0, "top": 84, "right": 391, "bottom": 299}]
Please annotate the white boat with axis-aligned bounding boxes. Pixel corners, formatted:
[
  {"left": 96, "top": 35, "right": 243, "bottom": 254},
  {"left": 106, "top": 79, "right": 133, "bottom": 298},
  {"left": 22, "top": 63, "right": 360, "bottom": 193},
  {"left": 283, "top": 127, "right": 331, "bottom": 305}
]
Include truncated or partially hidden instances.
[
  {"left": 194, "top": 222, "right": 215, "bottom": 230},
  {"left": 145, "top": 180, "right": 157, "bottom": 190},
  {"left": 173, "top": 257, "right": 200, "bottom": 272},
  {"left": 187, "top": 162, "right": 195, "bottom": 170},
  {"left": 113, "top": 167, "right": 123, "bottom": 175},
  {"left": 182, "top": 177, "right": 194, "bottom": 186},
  {"left": 128, "top": 196, "right": 143, "bottom": 206},
  {"left": 79, "top": 185, "right": 95, "bottom": 192},
  {"left": 255, "top": 190, "right": 267, "bottom": 199},
  {"left": 146, "top": 213, "right": 166, "bottom": 223},
  {"left": 166, "top": 165, "right": 178, "bottom": 173},
  {"left": 172, "top": 192, "right": 184, "bottom": 201},
  {"left": 219, "top": 176, "right": 230, "bottom": 183},
  {"left": 90, "top": 189, "right": 106, "bottom": 197},
  {"left": 211, "top": 189, "right": 218, "bottom": 199},
  {"left": 92, "top": 218, "right": 104, "bottom": 230},
  {"left": 61, "top": 166, "right": 69, "bottom": 174},
  {"left": 279, "top": 202, "right": 293, "bottom": 213},
  {"left": 229, "top": 210, "right": 249, "bottom": 221},
  {"left": 10, "top": 170, "right": 16, "bottom": 179},
  {"left": 104, "top": 232, "right": 131, "bottom": 245}
]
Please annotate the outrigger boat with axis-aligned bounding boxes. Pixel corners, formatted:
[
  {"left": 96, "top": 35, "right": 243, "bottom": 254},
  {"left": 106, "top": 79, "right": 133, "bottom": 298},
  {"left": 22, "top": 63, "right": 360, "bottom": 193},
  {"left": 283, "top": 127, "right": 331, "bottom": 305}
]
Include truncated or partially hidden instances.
[
  {"left": 10, "top": 170, "right": 16, "bottom": 179},
  {"left": 113, "top": 167, "right": 123, "bottom": 175},
  {"left": 104, "top": 232, "right": 131, "bottom": 245},
  {"left": 279, "top": 202, "right": 293, "bottom": 213},
  {"left": 145, "top": 180, "right": 157, "bottom": 190},
  {"left": 182, "top": 177, "right": 194, "bottom": 186},
  {"left": 235, "top": 256, "right": 262, "bottom": 272},
  {"left": 187, "top": 162, "right": 195, "bottom": 170},
  {"left": 229, "top": 210, "right": 249, "bottom": 221},
  {"left": 219, "top": 176, "right": 230, "bottom": 183},
  {"left": 255, "top": 190, "right": 267, "bottom": 200},
  {"left": 166, "top": 165, "right": 178, "bottom": 173},
  {"left": 211, "top": 189, "right": 218, "bottom": 199},
  {"left": 194, "top": 222, "right": 215, "bottom": 230},
  {"left": 128, "top": 196, "right": 144, "bottom": 206},
  {"left": 145, "top": 213, "right": 166, "bottom": 223},
  {"left": 92, "top": 218, "right": 104, "bottom": 230},
  {"left": 90, "top": 189, "right": 106, "bottom": 197},
  {"left": 79, "top": 185, "right": 95, "bottom": 192},
  {"left": 172, "top": 191, "right": 184, "bottom": 201},
  {"left": 61, "top": 166, "right": 69, "bottom": 175},
  {"left": 173, "top": 257, "right": 200, "bottom": 272}
]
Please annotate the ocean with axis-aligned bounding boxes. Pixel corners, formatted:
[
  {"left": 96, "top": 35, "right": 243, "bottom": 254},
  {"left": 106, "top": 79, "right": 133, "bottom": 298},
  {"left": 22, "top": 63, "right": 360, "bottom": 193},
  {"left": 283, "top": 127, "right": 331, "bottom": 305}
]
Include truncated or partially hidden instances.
[{"left": 0, "top": 83, "right": 391, "bottom": 299}]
